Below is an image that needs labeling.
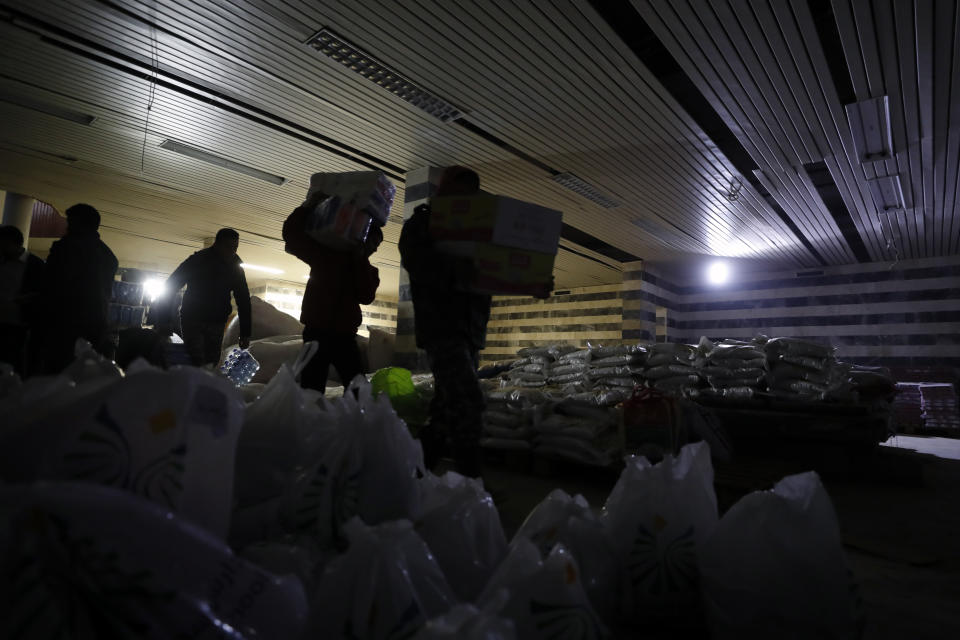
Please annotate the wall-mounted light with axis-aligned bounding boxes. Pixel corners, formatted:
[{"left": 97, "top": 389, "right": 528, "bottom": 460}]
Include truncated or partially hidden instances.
[
  {"left": 707, "top": 261, "right": 729, "bottom": 285},
  {"left": 240, "top": 263, "right": 284, "bottom": 274},
  {"left": 845, "top": 96, "right": 894, "bottom": 164}
]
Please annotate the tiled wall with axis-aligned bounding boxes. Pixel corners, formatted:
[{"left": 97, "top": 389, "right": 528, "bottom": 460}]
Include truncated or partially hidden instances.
[
  {"left": 479, "top": 283, "right": 624, "bottom": 365},
  {"left": 360, "top": 299, "right": 397, "bottom": 337},
  {"left": 630, "top": 256, "right": 960, "bottom": 368}
]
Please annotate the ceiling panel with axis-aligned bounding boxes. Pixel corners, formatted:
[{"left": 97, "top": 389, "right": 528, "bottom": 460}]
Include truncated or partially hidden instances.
[{"left": 2, "top": 0, "right": 957, "bottom": 298}]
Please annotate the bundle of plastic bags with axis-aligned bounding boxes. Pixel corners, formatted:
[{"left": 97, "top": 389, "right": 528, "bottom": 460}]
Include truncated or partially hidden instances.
[
  {"left": 482, "top": 387, "right": 551, "bottom": 451},
  {"left": 478, "top": 540, "right": 609, "bottom": 640},
  {"left": 699, "top": 471, "right": 859, "bottom": 639},
  {"left": 702, "top": 338, "right": 768, "bottom": 399},
  {"left": 0, "top": 482, "right": 308, "bottom": 640},
  {"left": 532, "top": 411, "right": 619, "bottom": 468},
  {"left": 602, "top": 442, "right": 718, "bottom": 624},
  {"left": 643, "top": 343, "right": 702, "bottom": 396},
  {"left": 412, "top": 601, "right": 516, "bottom": 640},
  {"left": 415, "top": 472, "right": 508, "bottom": 601},
  {"left": 306, "top": 518, "right": 455, "bottom": 640},
  {"left": 765, "top": 337, "right": 838, "bottom": 400},
  {"left": 512, "top": 490, "right": 618, "bottom": 620},
  {"left": 282, "top": 380, "right": 424, "bottom": 550}
]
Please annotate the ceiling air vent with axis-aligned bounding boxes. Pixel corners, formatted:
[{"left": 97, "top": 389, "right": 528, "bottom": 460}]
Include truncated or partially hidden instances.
[
  {"left": 305, "top": 28, "right": 461, "bottom": 123},
  {"left": 0, "top": 89, "right": 96, "bottom": 125},
  {"left": 552, "top": 172, "right": 619, "bottom": 208},
  {"left": 796, "top": 269, "right": 824, "bottom": 277}
]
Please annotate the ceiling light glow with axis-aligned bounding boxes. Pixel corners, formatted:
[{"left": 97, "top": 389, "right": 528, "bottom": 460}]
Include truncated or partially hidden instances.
[
  {"left": 142, "top": 278, "right": 166, "bottom": 301},
  {"left": 240, "top": 263, "right": 284, "bottom": 275},
  {"left": 707, "top": 261, "right": 729, "bottom": 285}
]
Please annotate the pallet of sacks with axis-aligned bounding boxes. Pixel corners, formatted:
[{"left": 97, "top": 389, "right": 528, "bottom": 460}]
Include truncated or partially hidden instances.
[
  {"left": 642, "top": 342, "right": 703, "bottom": 397},
  {"left": 481, "top": 387, "right": 550, "bottom": 452},
  {"left": 700, "top": 338, "right": 767, "bottom": 400}
]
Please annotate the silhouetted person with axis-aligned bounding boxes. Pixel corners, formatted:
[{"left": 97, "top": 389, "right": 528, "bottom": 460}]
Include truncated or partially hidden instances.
[
  {"left": 282, "top": 192, "right": 382, "bottom": 392},
  {"left": 40, "top": 203, "right": 118, "bottom": 373},
  {"left": 159, "top": 228, "right": 251, "bottom": 367},
  {"left": 0, "top": 225, "right": 44, "bottom": 375},
  {"left": 398, "top": 166, "right": 492, "bottom": 478}
]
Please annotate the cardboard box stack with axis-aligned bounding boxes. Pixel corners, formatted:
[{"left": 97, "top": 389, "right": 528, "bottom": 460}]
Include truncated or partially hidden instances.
[
  {"left": 428, "top": 193, "right": 562, "bottom": 296},
  {"left": 303, "top": 171, "right": 396, "bottom": 249}
]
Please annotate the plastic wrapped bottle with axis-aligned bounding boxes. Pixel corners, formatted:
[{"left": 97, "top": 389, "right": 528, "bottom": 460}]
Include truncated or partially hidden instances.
[{"left": 221, "top": 348, "right": 260, "bottom": 386}]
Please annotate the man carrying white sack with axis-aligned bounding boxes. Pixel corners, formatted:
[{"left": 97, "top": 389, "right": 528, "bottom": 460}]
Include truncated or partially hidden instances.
[{"left": 283, "top": 191, "right": 382, "bottom": 392}]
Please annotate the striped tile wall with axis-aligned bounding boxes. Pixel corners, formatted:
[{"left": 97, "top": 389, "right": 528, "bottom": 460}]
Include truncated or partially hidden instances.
[
  {"left": 621, "top": 260, "right": 668, "bottom": 344},
  {"left": 630, "top": 256, "right": 960, "bottom": 368},
  {"left": 359, "top": 298, "right": 397, "bottom": 337},
  {"left": 479, "top": 283, "right": 624, "bottom": 364}
]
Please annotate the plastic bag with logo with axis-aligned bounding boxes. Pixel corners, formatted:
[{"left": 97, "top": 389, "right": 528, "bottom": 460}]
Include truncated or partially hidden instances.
[
  {"left": 699, "top": 471, "right": 858, "bottom": 639},
  {"left": 512, "top": 490, "right": 618, "bottom": 622},
  {"left": 283, "top": 379, "right": 424, "bottom": 550},
  {"left": 415, "top": 471, "right": 508, "bottom": 601},
  {"left": 478, "top": 539, "right": 609, "bottom": 640},
  {"left": 0, "top": 365, "right": 245, "bottom": 538},
  {"left": 601, "top": 441, "right": 718, "bottom": 625},
  {"left": 306, "top": 518, "right": 456, "bottom": 640},
  {"left": 0, "top": 482, "right": 308, "bottom": 640}
]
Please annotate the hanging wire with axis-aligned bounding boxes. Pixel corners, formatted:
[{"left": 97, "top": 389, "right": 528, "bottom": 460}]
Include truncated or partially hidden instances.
[
  {"left": 877, "top": 209, "right": 901, "bottom": 270},
  {"left": 723, "top": 176, "right": 743, "bottom": 202},
  {"left": 140, "top": 20, "right": 159, "bottom": 173}
]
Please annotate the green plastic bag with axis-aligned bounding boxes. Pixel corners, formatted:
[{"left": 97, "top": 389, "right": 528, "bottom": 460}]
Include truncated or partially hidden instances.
[{"left": 371, "top": 367, "right": 427, "bottom": 426}]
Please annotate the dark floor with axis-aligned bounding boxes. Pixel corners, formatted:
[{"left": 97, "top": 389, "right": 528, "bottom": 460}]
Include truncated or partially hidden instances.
[{"left": 480, "top": 436, "right": 960, "bottom": 640}]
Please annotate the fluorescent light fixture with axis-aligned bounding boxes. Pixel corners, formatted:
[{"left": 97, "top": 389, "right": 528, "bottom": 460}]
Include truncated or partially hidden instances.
[
  {"left": 0, "top": 90, "right": 97, "bottom": 125},
  {"left": 305, "top": 28, "right": 462, "bottom": 122},
  {"left": 867, "top": 174, "right": 906, "bottom": 211},
  {"left": 845, "top": 96, "right": 893, "bottom": 164},
  {"left": 240, "top": 263, "right": 284, "bottom": 274},
  {"left": 553, "top": 172, "right": 619, "bottom": 208},
  {"left": 159, "top": 139, "right": 287, "bottom": 185},
  {"left": 142, "top": 278, "right": 166, "bottom": 301},
  {"left": 707, "top": 261, "right": 729, "bottom": 285}
]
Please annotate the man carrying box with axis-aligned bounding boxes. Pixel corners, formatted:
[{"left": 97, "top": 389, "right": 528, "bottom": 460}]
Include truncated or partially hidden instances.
[
  {"left": 283, "top": 191, "right": 383, "bottom": 393},
  {"left": 399, "top": 166, "right": 553, "bottom": 479}
]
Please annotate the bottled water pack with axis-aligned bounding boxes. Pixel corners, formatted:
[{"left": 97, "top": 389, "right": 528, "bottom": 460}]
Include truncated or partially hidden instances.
[{"left": 221, "top": 348, "right": 260, "bottom": 386}]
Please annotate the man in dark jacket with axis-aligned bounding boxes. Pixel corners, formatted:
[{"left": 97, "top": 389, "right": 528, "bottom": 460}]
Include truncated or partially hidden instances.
[
  {"left": 160, "top": 228, "right": 251, "bottom": 367},
  {"left": 398, "top": 166, "right": 493, "bottom": 478},
  {"left": 282, "top": 192, "right": 381, "bottom": 392},
  {"left": 0, "top": 225, "right": 45, "bottom": 374},
  {"left": 39, "top": 203, "right": 119, "bottom": 373}
]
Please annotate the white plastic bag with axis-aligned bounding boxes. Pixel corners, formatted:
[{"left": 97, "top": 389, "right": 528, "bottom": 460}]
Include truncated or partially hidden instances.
[
  {"left": 307, "top": 518, "right": 455, "bottom": 640},
  {"left": 699, "top": 471, "right": 857, "bottom": 639},
  {"left": 0, "top": 482, "right": 307, "bottom": 640},
  {"left": 416, "top": 472, "right": 508, "bottom": 601},
  {"left": 0, "top": 366, "right": 245, "bottom": 538},
  {"left": 235, "top": 347, "right": 328, "bottom": 510},
  {"left": 601, "top": 441, "right": 718, "bottom": 622},
  {"left": 512, "top": 490, "right": 618, "bottom": 620},
  {"left": 284, "top": 380, "right": 424, "bottom": 549},
  {"left": 479, "top": 540, "right": 608, "bottom": 640}
]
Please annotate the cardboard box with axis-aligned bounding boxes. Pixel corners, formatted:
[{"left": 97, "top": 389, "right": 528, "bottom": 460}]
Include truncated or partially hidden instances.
[
  {"left": 438, "top": 241, "right": 555, "bottom": 296},
  {"left": 428, "top": 194, "right": 562, "bottom": 255},
  {"left": 305, "top": 171, "right": 396, "bottom": 225}
]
